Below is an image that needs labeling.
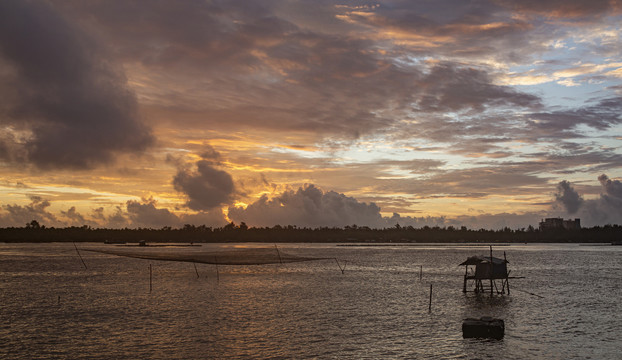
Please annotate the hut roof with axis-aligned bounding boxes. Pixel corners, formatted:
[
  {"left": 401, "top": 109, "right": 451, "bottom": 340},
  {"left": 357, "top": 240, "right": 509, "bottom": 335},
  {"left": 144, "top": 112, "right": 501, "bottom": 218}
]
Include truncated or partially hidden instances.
[{"left": 460, "top": 255, "right": 508, "bottom": 266}]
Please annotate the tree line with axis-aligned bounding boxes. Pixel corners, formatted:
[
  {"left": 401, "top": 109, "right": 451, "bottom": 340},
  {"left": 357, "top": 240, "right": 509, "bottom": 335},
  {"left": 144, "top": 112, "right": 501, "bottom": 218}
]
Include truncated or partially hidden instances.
[{"left": 1, "top": 220, "right": 621, "bottom": 243}]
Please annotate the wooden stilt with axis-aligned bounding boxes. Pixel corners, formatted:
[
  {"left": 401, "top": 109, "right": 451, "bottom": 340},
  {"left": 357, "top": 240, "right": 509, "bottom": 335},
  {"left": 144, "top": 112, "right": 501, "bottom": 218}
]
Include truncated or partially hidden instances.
[{"left": 193, "top": 262, "right": 200, "bottom": 278}]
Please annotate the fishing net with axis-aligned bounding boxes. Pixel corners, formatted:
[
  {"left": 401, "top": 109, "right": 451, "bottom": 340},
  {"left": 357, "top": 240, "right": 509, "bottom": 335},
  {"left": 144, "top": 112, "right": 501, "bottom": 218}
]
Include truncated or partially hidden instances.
[{"left": 85, "top": 247, "right": 330, "bottom": 265}]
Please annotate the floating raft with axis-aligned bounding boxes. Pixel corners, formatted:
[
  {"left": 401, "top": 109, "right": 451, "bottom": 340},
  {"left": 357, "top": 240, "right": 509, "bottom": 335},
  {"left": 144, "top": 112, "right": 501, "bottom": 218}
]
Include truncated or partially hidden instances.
[
  {"left": 85, "top": 247, "right": 331, "bottom": 265},
  {"left": 462, "top": 317, "right": 505, "bottom": 340}
]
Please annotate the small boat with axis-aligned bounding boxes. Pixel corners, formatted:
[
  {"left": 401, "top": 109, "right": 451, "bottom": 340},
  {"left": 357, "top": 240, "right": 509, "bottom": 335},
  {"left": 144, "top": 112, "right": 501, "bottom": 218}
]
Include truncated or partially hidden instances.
[{"left": 104, "top": 239, "right": 126, "bottom": 244}]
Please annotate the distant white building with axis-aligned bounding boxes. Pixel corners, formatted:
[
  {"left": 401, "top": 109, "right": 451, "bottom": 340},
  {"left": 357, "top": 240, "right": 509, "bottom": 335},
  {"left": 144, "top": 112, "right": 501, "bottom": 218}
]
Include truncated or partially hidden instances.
[{"left": 539, "top": 218, "right": 581, "bottom": 231}]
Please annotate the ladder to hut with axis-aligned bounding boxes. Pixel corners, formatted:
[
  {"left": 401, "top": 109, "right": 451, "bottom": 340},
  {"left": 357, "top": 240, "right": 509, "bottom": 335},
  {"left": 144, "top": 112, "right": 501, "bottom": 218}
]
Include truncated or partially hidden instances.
[{"left": 461, "top": 247, "right": 511, "bottom": 296}]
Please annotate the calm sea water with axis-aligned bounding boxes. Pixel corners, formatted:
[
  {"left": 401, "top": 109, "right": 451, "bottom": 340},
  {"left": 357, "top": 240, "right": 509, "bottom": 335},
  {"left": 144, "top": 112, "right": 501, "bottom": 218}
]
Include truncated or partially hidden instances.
[{"left": 1, "top": 242, "right": 621, "bottom": 359}]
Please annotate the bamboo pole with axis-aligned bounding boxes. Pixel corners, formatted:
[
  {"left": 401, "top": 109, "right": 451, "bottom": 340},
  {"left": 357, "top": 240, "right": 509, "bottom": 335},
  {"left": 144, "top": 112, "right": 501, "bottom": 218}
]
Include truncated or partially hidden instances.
[
  {"left": 428, "top": 284, "right": 433, "bottom": 312},
  {"left": 73, "top": 242, "right": 87, "bottom": 269},
  {"left": 463, "top": 266, "right": 468, "bottom": 293},
  {"left": 490, "top": 246, "right": 494, "bottom": 297},
  {"left": 335, "top": 258, "right": 346, "bottom": 274},
  {"left": 274, "top": 244, "right": 283, "bottom": 264},
  {"left": 504, "top": 251, "right": 510, "bottom": 295},
  {"left": 193, "top": 262, "right": 200, "bottom": 278},
  {"left": 514, "top": 287, "right": 544, "bottom": 298}
]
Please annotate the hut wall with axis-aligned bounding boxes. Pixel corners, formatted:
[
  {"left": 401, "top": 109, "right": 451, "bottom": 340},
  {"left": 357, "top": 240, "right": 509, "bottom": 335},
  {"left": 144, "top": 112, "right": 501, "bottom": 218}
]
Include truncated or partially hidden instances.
[{"left": 474, "top": 263, "right": 508, "bottom": 279}]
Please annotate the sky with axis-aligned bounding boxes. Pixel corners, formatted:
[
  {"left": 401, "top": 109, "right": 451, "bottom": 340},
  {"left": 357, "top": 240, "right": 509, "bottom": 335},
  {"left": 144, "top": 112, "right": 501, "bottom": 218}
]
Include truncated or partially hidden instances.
[{"left": 1, "top": 0, "right": 622, "bottom": 230}]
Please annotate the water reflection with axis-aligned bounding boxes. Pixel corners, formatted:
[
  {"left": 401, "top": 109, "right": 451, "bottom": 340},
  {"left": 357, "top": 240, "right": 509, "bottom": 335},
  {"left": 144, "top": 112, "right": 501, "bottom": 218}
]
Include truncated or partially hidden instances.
[{"left": 1, "top": 243, "right": 621, "bottom": 359}]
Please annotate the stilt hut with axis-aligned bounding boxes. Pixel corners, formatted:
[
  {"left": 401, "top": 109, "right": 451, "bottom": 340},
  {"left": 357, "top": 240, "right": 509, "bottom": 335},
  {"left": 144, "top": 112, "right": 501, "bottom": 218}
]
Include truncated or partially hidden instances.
[{"left": 460, "top": 247, "right": 510, "bottom": 295}]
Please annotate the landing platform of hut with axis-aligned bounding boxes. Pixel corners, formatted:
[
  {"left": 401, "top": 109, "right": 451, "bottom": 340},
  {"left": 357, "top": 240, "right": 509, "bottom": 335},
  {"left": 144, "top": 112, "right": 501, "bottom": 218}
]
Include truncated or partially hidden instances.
[{"left": 462, "top": 317, "right": 505, "bottom": 340}]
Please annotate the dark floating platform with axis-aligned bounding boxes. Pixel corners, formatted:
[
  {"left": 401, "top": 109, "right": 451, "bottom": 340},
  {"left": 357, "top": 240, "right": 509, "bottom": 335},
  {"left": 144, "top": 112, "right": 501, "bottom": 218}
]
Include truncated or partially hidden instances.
[{"left": 462, "top": 317, "right": 505, "bottom": 340}]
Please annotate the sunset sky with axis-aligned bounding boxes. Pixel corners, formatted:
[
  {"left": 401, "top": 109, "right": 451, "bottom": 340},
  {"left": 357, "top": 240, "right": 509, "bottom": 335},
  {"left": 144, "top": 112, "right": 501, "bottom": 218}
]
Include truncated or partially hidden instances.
[{"left": 1, "top": 0, "right": 621, "bottom": 229}]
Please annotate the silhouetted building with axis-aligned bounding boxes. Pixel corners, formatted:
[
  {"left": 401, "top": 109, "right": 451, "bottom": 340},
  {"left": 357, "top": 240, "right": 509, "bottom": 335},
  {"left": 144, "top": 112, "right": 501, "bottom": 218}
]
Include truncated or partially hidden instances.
[{"left": 539, "top": 218, "right": 581, "bottom": 231}]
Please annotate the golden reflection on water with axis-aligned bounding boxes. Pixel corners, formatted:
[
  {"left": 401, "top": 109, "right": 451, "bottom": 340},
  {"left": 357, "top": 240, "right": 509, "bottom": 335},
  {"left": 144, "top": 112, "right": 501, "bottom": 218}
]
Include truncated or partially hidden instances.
[{"left": 1, "top": 243, "right": 621, "bottom": 359}]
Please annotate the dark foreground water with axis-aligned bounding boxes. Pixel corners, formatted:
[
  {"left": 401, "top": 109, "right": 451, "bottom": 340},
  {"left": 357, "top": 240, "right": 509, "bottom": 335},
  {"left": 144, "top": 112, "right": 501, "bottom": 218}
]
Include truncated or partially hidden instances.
[{"left": 1, "top": 242, "right": 621, "bottom": 359}]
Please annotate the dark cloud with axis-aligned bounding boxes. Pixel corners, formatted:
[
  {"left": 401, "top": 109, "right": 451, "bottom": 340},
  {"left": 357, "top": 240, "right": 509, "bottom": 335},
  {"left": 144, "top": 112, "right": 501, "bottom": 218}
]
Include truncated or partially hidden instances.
[
  {"left": 55, "top": 0, "right": 544, "bottom": 144},
  {"left": 123, "top": 199, "right": 227, "bottom": 228},
  {"left": 122, "top": 199, "right": 227, "bottom": 228},
  {"left": 63, "top": 0, "right": 279, "bottom": 70},
  {"left": 0, "top": 197, "right": 228, "bottom": 229},
  {"left": 228, "top": 184, "right": 385, "bottom": 228},
  {"left": 598, "top": 174, "right": 622, "bottom": 210},
  {"left": 529, "top": 97, "right": 622, "bottom": 136},
  {"left": 227, "top": 184, "right": 551, "bottom": 230},
  {"left": 415, "top": 63, "right": 541, "bottom": 112},
  {"left": 126, "top": 199, "right": 182, "bottom": 228},
  {"left": 382, "top": 213, "right": 448, "bottom": 228},
  {"left": 60, "top": 206, "right": 90, "bottom": 227},
  {"left": 104, "top": 207, "right": 130, "bottom": 229},
  {"left": 554, "top": 180, "right": 584, "bottom": 214},
  {"left": 550, "top": 174, "right": 622, "bottom": 226},
  {"left": 0, "top": 0, "right": 153, "bottom": 169},
  {"left": 541, "top": 148, "right": 622, "bottom": 174},
  {"left": 200, "top": 145, "right": 222, "bottom": 164},
  {"left": 0, "top": 196, "right": 58, "bottom": 227},
  {"left": 333, "top": 0, "right": 548, "bottom": 63},
  {"left": 452, "top": 212, "right": 540, "bottom": 230},
  {"left": 495, "top": 0, "right": 621, "bottom": 18},
  {"left": 173, "top": 160, "right": 235, "bottom": 211},
  {"left": 393, "top": 96, "right": 621, "bottom": 165}
]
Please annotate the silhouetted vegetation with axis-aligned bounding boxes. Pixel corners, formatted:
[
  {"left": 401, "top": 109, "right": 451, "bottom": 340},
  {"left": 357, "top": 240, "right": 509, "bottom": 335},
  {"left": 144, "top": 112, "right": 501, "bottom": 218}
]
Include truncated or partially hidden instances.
[{"left": 1, "top": 220, "right": 622, "bottom": 243}]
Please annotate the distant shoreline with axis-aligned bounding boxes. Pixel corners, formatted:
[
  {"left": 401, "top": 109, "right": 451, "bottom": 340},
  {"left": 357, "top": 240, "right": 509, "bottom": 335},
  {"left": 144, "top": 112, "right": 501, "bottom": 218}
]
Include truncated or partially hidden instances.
[{"left": 1, "top": 224, "right": 621, "bottom": 244}]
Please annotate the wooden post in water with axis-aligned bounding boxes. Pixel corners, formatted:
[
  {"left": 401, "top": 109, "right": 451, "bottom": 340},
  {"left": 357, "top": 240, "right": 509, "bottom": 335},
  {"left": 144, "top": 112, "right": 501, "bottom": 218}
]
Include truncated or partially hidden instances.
[
  {"left": 149, "top": 264, "right": 152, "bottom": 293},
  {"left": 463, "top": 265, "right": 468, "bottom": 293},
  {"left": 428, "top": 283, "right": 433, "bottom": 312},
  {"left": 504, "top": 251, "right": 510, "bottom": 295},
  {"left": 490, "top": 246, "right": 494, "bottom": 297},
  {"left": 419, "top": 265, "right": 423, "bottom": 281}
]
